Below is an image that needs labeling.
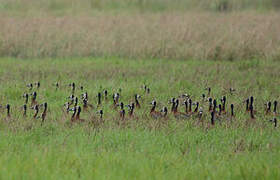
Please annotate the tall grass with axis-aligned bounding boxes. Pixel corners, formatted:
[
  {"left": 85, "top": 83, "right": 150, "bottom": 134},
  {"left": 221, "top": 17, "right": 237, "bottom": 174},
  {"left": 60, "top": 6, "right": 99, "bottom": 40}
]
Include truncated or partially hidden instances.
[{"left": 0, "top": 12, "right": 280, "bottom": 60}]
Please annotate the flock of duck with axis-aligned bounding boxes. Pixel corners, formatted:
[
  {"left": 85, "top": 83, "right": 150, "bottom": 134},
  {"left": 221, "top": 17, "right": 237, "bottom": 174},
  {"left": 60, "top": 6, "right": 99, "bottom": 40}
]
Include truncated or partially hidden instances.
[{"left": 0, "top": 82, "right": 278, "bottom": 128}]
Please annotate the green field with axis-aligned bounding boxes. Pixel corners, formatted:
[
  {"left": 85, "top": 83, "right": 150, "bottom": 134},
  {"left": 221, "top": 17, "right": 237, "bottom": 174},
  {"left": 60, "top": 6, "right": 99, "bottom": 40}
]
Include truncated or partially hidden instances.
[{"left": 0, "top": 58, "right": 279, "bottom": 179}]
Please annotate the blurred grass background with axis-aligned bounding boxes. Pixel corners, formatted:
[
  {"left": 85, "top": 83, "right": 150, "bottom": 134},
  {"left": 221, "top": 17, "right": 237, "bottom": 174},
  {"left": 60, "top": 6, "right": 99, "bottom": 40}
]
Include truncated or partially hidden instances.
[
  {"left": 0, "top": 0, "right": 280, "bottom": 15},
  {"left": 0, "top": 0, "right": 279, "bottom": 60}
]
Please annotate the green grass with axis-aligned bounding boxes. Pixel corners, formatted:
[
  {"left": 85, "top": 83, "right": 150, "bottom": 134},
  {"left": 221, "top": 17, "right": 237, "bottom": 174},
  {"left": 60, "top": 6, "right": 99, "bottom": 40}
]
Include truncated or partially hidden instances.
[
  {"left": 0, "top": 0, "right": 280, "bottom": 15},
  {"left": 0, "top": 57, "right": 280, "bottom": 179}
]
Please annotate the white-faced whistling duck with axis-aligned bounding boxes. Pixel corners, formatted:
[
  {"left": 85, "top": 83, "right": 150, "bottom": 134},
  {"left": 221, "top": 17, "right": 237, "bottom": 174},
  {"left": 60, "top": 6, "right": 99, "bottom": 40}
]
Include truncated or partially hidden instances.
[
  {"left": 31, "top": 91, "right": 37, "bottom": 106},
  {"left": 160, "top": 107, "right": 168, "bottom": 118},
  {"left": 6, "top": 104, "right": 11, "bottom": 118},
  {"left": 249, "top": 96, "right": 257, "bottom": 114},
  {"left": 104, "top": 90, "right": 108, "bottom": 101},
  {"left": 194, "top": 102, "right": 199, "bottom": 113},
  {"left": 198, "top": 107, "right": 203, "bottom": 120},
  {"left": 188, "top": 99, "right": 192, "bottom": 114},
  {"left": 135, "top": 94, "right": 141, "bottom": 108},
  {"left": 75, "top": 106, "right": 85, "bottom": 122},
  {"left": 213, "top": 99, "right": 217, "bottom": 113},
  {"left": 74, "top": 97, "right": 78, "bottom": 107},
  {"left": 23, "top": 93, "right": 29, "bottom": 104},
  {"left": 273, "top": 101, "right": 278, "bottom": 115},
  {"left": 245, "top": 98, "right": 250, "bottom": 112},
  {"left": 173, "top": 99, "right": 190, "bottom": 119},
  {"left": 69, "top": 106, "right": 77, "bottom": 122},
  {"left": 68, "top": 94, "right": 75, "bottom": 105},
  {"left": 150, "top": 100, "right": 162, "bottom": 119},
  {"left": 127, "top": 103, "right": 135, "bottom": 118},
  {"left": 249, "top": 102, "right": 255, "bottom": 119},
  {"left": 40, "top": 102, "right": 47, "bottom": 124},
  {"left": 210, "top": 111, "right": 215, "bottom": 126},
  {"left": 118, "top": 102, "right": 125, "bottom": 120},
  {"left": 82, "top": 98, "right": 93, "bottom": 111},
  {"left": 113, "top": 93, "right": 120, "bottom": 109},
  {"left": 169, "top": 98, "right": 176, "bottom": 113},
  {"left": 35, "top": 81, "right": 40, "bottom": 89},
  {"left": 23, "top": 104, "right": 27, "bottom": 117},
  {"left": 97, "top": 92, "right": 102, "bottom": 106},
  {"left": 269, "top": 118, "right": 277, "bottom": 128},
  {"left": 98, "top": 110, "right": 103, "bottom": 120},
  {"left": 33, "top": 105, "right": 39, "bottom": 119},
  {"left": 208, "top": 98, "right": 213, "bottom": 112},
  {"left": 64, "top": 102, "right": 70, "bottom": 113},
  {"left": 218, "top": 104, "right": 222, "bottom": 116},
  {"left": 81, "top": 92, "right": 88, "bottom": 101},
  {"left": 230, "top": 104, "right": 234, "bottom": 118},
  {"left": 265, "top": 101, "right": 272, "bottom": 115},
  {"left": 222, "top": 96, "right": 226, "bottom": 113},
  {"left": 183, "top": 99, "right": 188, "bottom": 114},
  {"left": 27, "top": 83, "right": 33, "bottom": 90}
]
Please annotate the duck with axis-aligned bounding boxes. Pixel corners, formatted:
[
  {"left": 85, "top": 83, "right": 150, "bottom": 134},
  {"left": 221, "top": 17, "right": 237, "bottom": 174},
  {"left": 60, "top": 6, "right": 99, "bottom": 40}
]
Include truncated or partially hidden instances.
[
  {"left": 273, "top": 100, "right": 278, "bottom": 115},
  {"left": 150, "top": 100, "right": 162, "bottom": 119},
  {"left": 245, "top": 98, "right": 250, "bottom": 112},
  {"left": 173, "top": 99, "right": 190, "bottom": 119},
  {"left": 35, "top": 81, "right": 40, "bottom": 89},
  {"left": 23, "top": 93, "right": 29, "bottom": 104},
  {"left": 221, "top": 96, "right": 226, "bottom": 113},
  {"left": 23, "top": 104, "right": 27, "bottom": 117},
  {"left": 104, "top": 90, "right": 108, "bottom": 101},
  {"left": 82, "top": 98, "right": 94, "bottom": 111},
  {"left": 31, "top": 91, "right": 38, "bottom": 106},
  {"left": 208, "top": 98, "right": 213, "bottom": 112},
  {"left": 113, "top": 93, "right": 120, "bottom": 109},
  {"left": 97, "top": 92, "right": 102, "bottom": 106},
  {"left": 32, "top": 105, "right": 39, "bottom": 119},
  {"left": 98, "top": 110, "right": 103, "bottom": 120},
  {"left": 75, "top": 106, "right": 85, "bottom": 123},
  {"left": 6, "top": 104, "right": 11, "bottom": 118},
  {"left": 81, "top": 92, "right": 88, "bottom": 101},
  {"left": 160, "top": 107, "right": 168, "bottom": 118},
  {"left": 27, "top": 83, "right": 33, "bottom": 90},
  {"left": 118, "top": 102, "right": 125, "bottom": 120},
  {"left": 188, "top": 98, "right": 192, "bottom": 114},
  {"left": 183, "top": 99, "right": 188, "bottom": 114},
  {"left": 193, "top": 102, "right": 199, "bottom": 113},
  {"left": 68, "top": 94, "right": 75, "bottom": 105},
  {"left": 127, "top": 103, "right": 135, "bottom": 118},
  {"left": 134, "top": 94, "right": 141, "bottom": 108},
  {"left": 265, "top": 101, "right": 272, "bottom": 115},
  {"left": 249, "top": 104, "right": 255, "bottom": 119},
  {"left": 40, "top": 102, "right": 48, "bottom": 124},
  {"left": 68, "top": 106, "right": 77, "bottom": 122},
  {"left": 210, "top": 111, "right": 215, "bottom": 126}
]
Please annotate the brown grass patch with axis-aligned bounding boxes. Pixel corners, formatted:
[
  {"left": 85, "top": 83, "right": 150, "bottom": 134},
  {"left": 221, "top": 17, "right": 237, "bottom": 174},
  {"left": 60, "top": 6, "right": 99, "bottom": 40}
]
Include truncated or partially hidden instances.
[{"left": 0, "top": 12, "right": 280, "bottom": 60}]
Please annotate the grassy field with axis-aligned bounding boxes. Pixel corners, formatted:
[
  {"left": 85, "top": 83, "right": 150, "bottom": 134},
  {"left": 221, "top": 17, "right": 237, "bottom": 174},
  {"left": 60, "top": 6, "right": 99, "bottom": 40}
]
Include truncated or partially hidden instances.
[
  {"left": 1, "top": 0, "right": 280, "bottom": 179},
  {"left": 0, "top": 57, "right": 279, "bottom": 179}
]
